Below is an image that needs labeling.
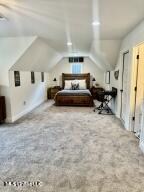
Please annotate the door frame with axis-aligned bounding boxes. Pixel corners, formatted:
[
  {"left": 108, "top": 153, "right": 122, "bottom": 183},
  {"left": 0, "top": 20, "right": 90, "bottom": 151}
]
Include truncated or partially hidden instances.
[
  {"left": 120, "top": 51, "right": 129, "bottom": 123},
  {"left": 119, "top": 42, "right": 144, "bottom": 132},
  {"left": 131, "top": 43, "right": 144, "bottom": 133},
  {"left": 133, "top": 49, "right": 139, "bottom": 133},
  {"left": 130, "top": 43, "right": 143, "bottom": 132}
]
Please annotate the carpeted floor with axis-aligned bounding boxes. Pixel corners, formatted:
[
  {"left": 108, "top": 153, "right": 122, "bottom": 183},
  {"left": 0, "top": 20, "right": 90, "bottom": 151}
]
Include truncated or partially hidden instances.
[{"left": 0, "top": 101, "right": 144, "bottom": 192}]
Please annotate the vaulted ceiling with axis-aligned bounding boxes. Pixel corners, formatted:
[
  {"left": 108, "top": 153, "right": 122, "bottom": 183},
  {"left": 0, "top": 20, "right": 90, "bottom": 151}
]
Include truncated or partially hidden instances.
[{"left": 0, "top": 0, "right": 144, "bottom": 70}]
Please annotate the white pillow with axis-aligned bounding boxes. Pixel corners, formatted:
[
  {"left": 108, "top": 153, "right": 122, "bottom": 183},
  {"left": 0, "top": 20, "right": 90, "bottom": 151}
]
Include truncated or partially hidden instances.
[
  {"left": 64, "top": 80, "right": 72, "bottom": 90},
  {"left": 78, "top": 79, "right": 87, "bottom": 90}
]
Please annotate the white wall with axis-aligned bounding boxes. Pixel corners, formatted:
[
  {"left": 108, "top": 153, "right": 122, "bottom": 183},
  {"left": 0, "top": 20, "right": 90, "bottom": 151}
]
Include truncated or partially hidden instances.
[
  {"left": 90, "top": 40, "right": 121, "bottom": 71},
  {"left": 110, "top": 56, "right": 122, "bottom": 118},
  {"left": 0, "top": 36, "right": 61, "bottom": 122},
  {"left": 11, "top": 37, "right": 62, "bottom": 72},
  {"left": 110, "top": 19, "right": 144, "bottom": 130},
  {"left": 0, "top": 36, "right": 62, "bottom": 85},
  {"left": 7, "top": 71, "right": 48, "bottom": 122},
  {"left": 49, "top": 57, "right": 105, "bottom": 87},
  {"left": 0, "top": 36, "right": 36, "bottom": 86},
  {"left": 100, "top": 40, "right": 121, "bottom": 68},
  {"left": 0, "top": 36, "right": 50, "bottom": 122}
]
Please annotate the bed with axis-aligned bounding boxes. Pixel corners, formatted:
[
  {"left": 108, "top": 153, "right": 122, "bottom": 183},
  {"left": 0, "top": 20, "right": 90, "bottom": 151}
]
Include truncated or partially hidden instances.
[{"left": 54, "top": 73, "right": 94, "bottom": 107}]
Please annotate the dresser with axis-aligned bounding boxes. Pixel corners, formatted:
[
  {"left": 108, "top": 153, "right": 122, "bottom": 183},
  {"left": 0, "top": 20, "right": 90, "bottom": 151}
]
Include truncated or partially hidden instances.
[
  {"left": 0, "top": 96, "right": 6, "bottom": 122},
  {"left": 47, "top": 86, "right": 61, "bottom": 99}
]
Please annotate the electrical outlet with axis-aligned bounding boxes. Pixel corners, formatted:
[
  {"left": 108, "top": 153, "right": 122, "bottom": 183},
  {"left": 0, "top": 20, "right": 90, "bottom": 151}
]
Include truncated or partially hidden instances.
[{"left": 23, "top": 101, "right": 26, "bottom": 105}]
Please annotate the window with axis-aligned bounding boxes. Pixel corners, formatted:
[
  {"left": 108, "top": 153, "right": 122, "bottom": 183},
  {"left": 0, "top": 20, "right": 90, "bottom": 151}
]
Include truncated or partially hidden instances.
[
  {"left": 71, "top": 63, "right": 82, "bottom": 74},
  {"left": 69, "top": 57, "right": 84, "bottom": 63}
]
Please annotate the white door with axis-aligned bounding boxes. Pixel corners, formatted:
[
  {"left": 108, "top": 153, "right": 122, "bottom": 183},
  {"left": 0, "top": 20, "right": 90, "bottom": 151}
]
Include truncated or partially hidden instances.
[
  {"left": 134, "top": 44, "right": 144, "bottom": 136},
  {"left": 121, "top": 51, "right": 129, "bottom": 123}
]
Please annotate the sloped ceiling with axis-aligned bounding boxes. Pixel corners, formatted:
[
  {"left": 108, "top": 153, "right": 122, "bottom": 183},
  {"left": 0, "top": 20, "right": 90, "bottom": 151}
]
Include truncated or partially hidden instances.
[
  {"left": 99, "top": 0, "right": 144, "bottom": 39},
  {"left": 0, "top": 36, "right": 36, "bottom": 86},
  {"left": 11, "top": 37, "right": 62, "bottom": 72},
  {"left": 0, "top": 0, "right": 144, "bottom": 71}
]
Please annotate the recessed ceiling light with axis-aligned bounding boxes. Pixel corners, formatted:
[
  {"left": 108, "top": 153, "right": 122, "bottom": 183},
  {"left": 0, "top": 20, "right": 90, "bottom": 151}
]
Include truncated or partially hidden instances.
[
  {"left": 92, "top": 21, "right": 100, "bottom": 26},
  {"left": 67, "top": 42, "right": 72, "bottom": 46}
]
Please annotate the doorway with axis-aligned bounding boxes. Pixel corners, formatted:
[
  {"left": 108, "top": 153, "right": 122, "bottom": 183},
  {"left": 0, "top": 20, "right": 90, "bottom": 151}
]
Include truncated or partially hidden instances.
[
  {"left": 133, "top": 43, "right": 144, "bottom": 137},
  {"left": 120, "top": 51, "right": 129, "bottom": 124}
]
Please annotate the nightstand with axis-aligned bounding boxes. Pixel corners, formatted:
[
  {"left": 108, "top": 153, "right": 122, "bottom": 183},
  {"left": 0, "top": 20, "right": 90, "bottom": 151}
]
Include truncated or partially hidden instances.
[
  {"left": 47, "top": 86, "right": 61, "bottom": 99},
  {"left": 90, "top": 87, "right": 104, "bottom": 100}
]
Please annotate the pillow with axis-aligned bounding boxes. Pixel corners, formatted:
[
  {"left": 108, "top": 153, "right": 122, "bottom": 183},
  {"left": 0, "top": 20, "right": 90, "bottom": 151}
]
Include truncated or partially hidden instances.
[
  {"left": 71, "top": 81, "right": 79, "bottom": 90},
  {"left": 78, "top": 79, "right": 87, "bottom": 90},
  {"left": 64, "top": 80, "right": 72, "bottom": 90}
]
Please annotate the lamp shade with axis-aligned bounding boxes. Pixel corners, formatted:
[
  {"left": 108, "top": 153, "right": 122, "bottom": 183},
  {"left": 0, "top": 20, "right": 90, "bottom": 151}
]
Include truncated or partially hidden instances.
[
  {"left": 92, "top": 77, "right": 96, "bottom": 81},
  {"left": 53, "top": 78, "right": 57, "bottom": 82}
]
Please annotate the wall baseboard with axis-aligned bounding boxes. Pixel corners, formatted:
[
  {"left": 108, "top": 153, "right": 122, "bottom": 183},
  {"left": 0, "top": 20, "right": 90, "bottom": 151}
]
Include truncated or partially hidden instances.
[
  {"left": 139, "top": 141, "right": 144, "bottom": 153},
  {"left": 115, "top": 113, "right": 120, "bottom": 119},
  {"left": 114, "top": 111, "right": 133, "bottom": 132},
  {"left": 11, "top": 99, "right": 45, "bottom": 123},
  {"left": 5, "top": 117, "right": 12, "bottom": 123}
]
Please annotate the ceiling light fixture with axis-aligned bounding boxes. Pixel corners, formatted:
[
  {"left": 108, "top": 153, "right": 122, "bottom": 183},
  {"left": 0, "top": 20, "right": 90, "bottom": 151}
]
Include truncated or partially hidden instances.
[
  {"left": 92, "top": 21, "right": 100, "bottom": 26},
  {"left": 67, "top": 42, "right": 72, "bottom": 46}
]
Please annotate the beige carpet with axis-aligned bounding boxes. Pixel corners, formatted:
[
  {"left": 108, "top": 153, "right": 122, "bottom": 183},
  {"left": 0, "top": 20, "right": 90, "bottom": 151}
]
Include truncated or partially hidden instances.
[{"left": 0, "top": 101, "right": 144, "bottom": 192}]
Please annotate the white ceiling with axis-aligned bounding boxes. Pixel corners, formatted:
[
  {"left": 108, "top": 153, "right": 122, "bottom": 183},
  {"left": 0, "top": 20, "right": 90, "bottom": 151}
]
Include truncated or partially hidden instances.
[
  {"left": 99, "top": 0, "right": 144, "bottom": 39},
  {"left": 0, "top": 0, "right": 144, "bottom": 69},
  {"left": 0, "top": 0, "right": 93, "bottom": 55}
]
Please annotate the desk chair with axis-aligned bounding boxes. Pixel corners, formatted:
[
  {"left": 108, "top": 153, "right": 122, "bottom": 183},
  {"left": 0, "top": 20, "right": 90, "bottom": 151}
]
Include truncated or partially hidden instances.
[{"left": 94, "top": 87, "right": 117, "bottom": 114}]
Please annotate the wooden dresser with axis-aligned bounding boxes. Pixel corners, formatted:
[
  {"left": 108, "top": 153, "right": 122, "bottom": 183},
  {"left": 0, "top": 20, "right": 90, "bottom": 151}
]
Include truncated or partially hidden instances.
[
  {"left": 0, "top": 96, "right": 6, "bottom": 122},
  {"left": 47, "top": 86, "right": 61, "bottom": 99}
]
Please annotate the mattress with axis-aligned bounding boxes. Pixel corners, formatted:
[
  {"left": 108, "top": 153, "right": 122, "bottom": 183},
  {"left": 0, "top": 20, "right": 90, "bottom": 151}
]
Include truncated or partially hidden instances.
[{"left": 56, "top": 89, "right": 92, "bottom": 96}]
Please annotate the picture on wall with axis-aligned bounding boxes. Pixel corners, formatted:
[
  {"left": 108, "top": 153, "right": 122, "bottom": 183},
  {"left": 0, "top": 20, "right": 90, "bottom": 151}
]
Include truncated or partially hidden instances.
[
  {"left": 105, "top": 71, "right": 110, "bottom": 84},
  {"left": 114, "top": 70, "right": 119, "bottom": 80},
  {"left": 41, "top": 72, "right": 44, "bottom": 82},
  {"left": 14, "top": 71, "right": 21, "bottom": 87},
  {"left": 31, "top": 72, "right": 35, "bottom": 84}
]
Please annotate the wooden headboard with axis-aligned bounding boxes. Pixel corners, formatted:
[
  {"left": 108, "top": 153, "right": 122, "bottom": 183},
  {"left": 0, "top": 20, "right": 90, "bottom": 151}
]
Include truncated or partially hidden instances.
[{"left": 62, "top": 73, "right": 90, "bottom": 89}]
